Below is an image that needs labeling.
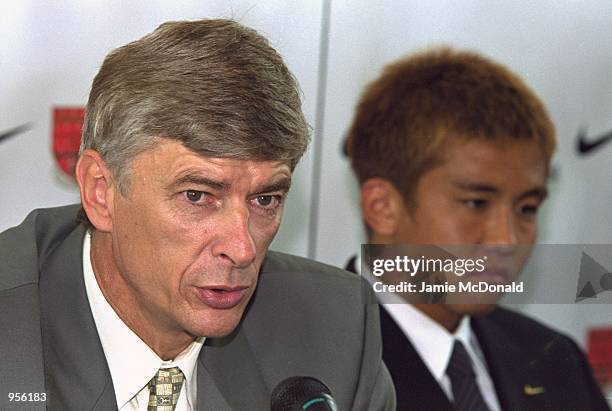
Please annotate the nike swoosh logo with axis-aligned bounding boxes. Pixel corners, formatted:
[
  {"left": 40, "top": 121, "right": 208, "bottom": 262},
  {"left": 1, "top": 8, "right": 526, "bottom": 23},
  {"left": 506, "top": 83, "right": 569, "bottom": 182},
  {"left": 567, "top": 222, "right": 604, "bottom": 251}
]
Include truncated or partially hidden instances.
[
  {"left": 0, "top": 123, "right": 31, "bottom": 144},
  {"left": 523, "top": 384, "right": 546, "bottom": 395},
  {"left": 577, "top": 127, "right": 612, "bottom": 155}
]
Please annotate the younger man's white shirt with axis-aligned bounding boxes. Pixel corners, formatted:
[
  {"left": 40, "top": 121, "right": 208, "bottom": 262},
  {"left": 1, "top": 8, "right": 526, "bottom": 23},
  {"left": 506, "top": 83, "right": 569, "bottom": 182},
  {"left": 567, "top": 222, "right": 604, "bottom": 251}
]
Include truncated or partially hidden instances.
[{"left": 83, "top": 232, "right": 205, "bottom": 410}]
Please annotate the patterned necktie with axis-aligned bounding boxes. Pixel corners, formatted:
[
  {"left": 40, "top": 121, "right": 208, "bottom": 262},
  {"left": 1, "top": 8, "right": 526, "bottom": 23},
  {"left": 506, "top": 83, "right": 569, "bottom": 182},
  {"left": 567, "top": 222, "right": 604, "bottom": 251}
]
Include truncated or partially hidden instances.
[
  {"left": 147, "top": 367, "right": 185, "bottom": 411},
  {"left": 446, "top": 340, "right": 491, "bottom": 411}
]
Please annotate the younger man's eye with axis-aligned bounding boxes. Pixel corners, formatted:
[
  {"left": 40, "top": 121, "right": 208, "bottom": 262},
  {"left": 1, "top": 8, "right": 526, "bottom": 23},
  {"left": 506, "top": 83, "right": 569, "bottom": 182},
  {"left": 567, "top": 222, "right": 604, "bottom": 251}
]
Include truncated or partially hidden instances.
[
  {"left": 520, "top": 204, "right": 539, "bottom": 216},
  {"left": 464, "top": 199, "right": 487, "bottom": 209}
]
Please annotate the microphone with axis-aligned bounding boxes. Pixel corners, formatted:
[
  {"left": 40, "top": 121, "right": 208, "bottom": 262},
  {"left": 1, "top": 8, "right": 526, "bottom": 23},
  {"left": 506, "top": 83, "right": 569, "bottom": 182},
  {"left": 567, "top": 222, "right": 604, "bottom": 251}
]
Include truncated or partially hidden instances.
[{"left": 271, "top": 376, "right": 338, "bottom": 411}]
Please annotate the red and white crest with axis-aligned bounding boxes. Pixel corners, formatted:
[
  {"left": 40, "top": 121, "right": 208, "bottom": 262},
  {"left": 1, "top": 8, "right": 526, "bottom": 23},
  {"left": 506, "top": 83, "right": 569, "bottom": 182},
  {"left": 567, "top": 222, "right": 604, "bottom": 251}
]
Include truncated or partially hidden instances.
[{"left": 52, "top": 107, "right": 85, "bottom": 177}]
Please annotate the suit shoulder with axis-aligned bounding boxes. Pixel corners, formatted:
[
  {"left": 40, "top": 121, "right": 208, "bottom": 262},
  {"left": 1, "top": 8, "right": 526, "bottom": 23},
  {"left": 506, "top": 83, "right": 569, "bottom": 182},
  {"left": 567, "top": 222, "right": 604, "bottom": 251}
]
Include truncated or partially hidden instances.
[
  {"left": 486, "top": 306, "right": 580, "bottom": 352},
  {"left": 253, "top": 251, "right": 372, "bottom": 317},
  {"left": 483, "top": 308, "right": 608, "bottom": 409},
  {"left": 261, "top": 251, "right": 360, "bottom": 284},
  {"left": 489, "top": 306, "right": 562, "bottom": 334},
  {"left": 0, "top": 204, "right": 82, "bottom": 291}
]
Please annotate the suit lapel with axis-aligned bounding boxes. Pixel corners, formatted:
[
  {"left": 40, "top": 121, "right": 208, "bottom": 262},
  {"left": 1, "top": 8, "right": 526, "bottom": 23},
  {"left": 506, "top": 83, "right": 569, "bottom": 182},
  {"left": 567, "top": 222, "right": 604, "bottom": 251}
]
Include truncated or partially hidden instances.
[
  {"left": 39, "top": 225, "right": 118, "bottom": 410},
  {"left": 344, "top": 255, "right": 357, "bottom": 273},
  {"left": 198, "top": 327, "right": 269, "bottom": 410},
  {"left": 472, "top": 314, "right": 548, "bottom": 411},
  {"left": 380, "top": 308, "right": 454, "bottom": 411}
]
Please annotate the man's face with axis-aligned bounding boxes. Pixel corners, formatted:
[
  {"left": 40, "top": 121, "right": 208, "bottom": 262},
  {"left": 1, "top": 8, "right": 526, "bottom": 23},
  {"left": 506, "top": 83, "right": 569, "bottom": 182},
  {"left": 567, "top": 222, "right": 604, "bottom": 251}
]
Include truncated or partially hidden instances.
[
  {"left": 103, "top": 139, "right": 291, "bottom": 339},
  {"left": 394, "top": 138, "right": 548, "bottom": 315}
]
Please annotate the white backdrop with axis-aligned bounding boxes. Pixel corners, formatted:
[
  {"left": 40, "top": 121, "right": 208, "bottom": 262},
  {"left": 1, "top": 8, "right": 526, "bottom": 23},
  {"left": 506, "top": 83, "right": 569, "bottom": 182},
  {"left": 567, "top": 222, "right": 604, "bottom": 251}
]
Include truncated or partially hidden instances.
[
  {"left": 0, "top": 0, "right": 322, "bottom": 256},
  {"left": 1, "top": 1, "right": 611, "bottom": 347},
  {"left": 313, "top": 0, "right": 612, "bottom": 348}
]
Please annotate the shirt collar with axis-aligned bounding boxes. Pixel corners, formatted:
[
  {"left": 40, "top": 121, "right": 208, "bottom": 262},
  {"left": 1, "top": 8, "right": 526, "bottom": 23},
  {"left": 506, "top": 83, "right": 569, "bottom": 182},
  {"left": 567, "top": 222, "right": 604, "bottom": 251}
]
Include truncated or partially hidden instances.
[
  {"left": 82, "top": 231, "right": 205, "bottom": 409},
  {"left": 384, "top": 302, "right": 460, "bottom": 381}
]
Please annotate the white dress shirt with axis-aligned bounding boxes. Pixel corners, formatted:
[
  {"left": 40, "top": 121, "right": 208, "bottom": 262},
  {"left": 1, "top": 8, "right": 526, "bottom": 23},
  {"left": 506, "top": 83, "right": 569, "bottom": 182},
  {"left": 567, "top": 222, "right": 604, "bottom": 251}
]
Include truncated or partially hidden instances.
[
  {"left": 83, "top": 232, "right": 205, "bottom": 410},
  {"left": 357, "top": 253, "right": 501, "bottom": 411}
]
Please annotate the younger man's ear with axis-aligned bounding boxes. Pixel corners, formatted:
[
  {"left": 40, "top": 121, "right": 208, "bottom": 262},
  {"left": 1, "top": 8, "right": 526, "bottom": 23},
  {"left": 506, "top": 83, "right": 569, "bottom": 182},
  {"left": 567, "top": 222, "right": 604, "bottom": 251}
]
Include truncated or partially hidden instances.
[
  {"left": 360, "top": 178, "right": 405, "bottom": 238},
  {"left": 75, "top": 149, "right": 116, "bottom": 232}
]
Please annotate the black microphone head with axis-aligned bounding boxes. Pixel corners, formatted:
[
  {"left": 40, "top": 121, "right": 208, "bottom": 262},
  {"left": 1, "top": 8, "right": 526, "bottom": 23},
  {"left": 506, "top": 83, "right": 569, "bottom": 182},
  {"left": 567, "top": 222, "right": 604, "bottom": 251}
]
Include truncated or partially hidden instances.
[{"left": 271, "top": 376, "right": 337, "bottom": 411}]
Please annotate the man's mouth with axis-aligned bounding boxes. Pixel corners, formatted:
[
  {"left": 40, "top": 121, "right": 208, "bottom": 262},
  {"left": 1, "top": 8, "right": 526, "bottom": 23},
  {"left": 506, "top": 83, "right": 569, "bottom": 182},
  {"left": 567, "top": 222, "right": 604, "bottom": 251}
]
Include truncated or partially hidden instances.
[{"left": 195, "top": 286, "right": 249, "bottom": 309}]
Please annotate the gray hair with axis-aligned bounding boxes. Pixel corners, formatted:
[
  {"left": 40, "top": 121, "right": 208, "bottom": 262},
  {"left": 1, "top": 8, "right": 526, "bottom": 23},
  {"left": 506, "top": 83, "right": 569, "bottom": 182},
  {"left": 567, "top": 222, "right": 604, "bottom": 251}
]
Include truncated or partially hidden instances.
[{"left": 80, "top": 19, "right": 310, "bottom": 194}]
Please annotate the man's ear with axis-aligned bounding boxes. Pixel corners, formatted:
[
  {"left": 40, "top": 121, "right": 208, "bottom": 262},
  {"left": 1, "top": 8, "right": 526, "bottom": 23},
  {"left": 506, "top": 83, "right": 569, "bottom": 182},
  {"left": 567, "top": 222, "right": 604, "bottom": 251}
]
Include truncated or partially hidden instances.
[
  {"left": 75, "top": 149, "right": 116, "bottom": 232},
  {"left": 360, "top": 178, "right": 405, "bottom": 238}
]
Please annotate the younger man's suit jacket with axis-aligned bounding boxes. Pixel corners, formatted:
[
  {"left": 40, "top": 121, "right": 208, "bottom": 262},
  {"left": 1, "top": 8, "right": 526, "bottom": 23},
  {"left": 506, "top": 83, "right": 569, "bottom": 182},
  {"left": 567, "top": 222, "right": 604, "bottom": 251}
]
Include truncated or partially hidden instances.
[{"left": 345, "top": 255, "right": 609, "bottom": 411}]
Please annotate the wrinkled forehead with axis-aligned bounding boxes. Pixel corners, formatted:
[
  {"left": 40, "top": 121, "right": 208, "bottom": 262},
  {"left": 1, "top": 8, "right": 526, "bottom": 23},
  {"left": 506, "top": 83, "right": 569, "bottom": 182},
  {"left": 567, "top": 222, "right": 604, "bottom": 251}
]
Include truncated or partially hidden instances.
[{"left": 126, "top": 140, "right": 293, "bottom": 189}]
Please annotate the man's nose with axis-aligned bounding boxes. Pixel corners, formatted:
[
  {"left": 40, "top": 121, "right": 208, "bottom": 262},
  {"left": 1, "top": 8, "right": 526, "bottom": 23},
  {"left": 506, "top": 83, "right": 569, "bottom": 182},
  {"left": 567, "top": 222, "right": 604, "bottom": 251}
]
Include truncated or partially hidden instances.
[
  {"left": 484, "top": 207, "right": 519, "bottom": 246},
  {"left": 211, "top": 207, "right": 257, "bottom": 268}
]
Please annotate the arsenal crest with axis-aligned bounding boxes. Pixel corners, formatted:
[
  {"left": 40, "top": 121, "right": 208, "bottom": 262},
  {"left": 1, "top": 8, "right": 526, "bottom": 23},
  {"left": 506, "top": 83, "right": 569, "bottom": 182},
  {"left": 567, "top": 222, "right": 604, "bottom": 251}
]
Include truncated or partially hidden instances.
[
  {"left": 53, "top": 107, "right": 85, "bottom": 177},
  {"left": 588, "top": 328, "right": 612, "bottom": 396}
]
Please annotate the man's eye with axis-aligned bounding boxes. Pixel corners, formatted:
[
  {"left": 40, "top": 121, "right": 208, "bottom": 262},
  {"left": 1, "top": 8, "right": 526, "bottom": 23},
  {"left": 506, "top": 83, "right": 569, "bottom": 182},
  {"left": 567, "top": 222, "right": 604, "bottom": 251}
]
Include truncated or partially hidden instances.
[
  {"left": 464, "top": 199, "right": 487, "bottom": 209},
  {"left": 185, "top": 190, "right": 204, "bottom": 202},
  {"left": 254, "top": 195, "right": 282, "bottom": 209},
  {"left": 520, "top": 204, "right": 539, "bottom": 216}
]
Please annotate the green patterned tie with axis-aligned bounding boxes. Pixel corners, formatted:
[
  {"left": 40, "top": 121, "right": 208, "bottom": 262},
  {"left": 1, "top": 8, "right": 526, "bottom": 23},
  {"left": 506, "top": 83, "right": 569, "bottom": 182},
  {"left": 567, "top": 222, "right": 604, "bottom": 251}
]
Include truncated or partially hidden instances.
[{"left": 147, "top": 367, "right": 185, "bottom": 411}]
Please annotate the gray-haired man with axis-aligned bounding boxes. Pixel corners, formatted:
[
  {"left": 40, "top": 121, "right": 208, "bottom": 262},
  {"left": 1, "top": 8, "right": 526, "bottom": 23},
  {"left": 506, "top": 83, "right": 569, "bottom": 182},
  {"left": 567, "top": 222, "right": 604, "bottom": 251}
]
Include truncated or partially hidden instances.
[{"left": 0, "top": 19, "right": 394, "bottom": 410}]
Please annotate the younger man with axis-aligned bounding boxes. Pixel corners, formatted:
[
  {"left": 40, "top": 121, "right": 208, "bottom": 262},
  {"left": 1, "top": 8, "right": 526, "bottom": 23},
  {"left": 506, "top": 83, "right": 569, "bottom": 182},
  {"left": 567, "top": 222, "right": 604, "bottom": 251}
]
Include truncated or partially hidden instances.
[{"left": 345, "top": 48, "right": 608, "bottom": 410}]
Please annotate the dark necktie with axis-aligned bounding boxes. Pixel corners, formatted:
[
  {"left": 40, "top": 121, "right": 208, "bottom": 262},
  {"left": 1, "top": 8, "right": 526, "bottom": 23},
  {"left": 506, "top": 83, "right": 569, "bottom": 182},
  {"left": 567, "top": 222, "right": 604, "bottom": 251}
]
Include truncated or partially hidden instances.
[
  {"left": 446, "top": 340, "right": 491, "bottom": 411},
  {"left": 147, "top": 367, "right": 185, "bottom": 411}
]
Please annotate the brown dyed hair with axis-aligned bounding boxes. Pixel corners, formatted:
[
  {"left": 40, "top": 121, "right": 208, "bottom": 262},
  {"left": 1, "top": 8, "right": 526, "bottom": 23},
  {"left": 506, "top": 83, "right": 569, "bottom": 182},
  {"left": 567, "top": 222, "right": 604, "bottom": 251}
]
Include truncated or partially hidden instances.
[
  {"left": 81, "top": 19, "right": 310, "bottom": 193},
  {"left": 345, "top": 47, "right": 555, "bottom": 208}
]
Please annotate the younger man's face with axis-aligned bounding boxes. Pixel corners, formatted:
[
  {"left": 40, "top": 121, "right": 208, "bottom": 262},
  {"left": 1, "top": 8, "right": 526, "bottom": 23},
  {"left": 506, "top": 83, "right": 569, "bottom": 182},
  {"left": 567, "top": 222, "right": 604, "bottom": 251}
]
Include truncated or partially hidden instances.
[
  {"left": 395, "top": 138, "right": 548, "bottom": 247},
  {"left": 393, "top": 138, "right": 548, "bottom": 316}
]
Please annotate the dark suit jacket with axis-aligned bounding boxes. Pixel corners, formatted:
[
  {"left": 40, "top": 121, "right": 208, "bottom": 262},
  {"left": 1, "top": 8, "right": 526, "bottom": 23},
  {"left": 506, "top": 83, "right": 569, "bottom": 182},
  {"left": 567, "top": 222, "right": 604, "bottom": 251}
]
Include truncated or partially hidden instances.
[
  {"left": 0, "top": 206, "right": 395, "bottom": 411},
  {"left": 345, "top": 255, "right": 609, "bottom": 411}
]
